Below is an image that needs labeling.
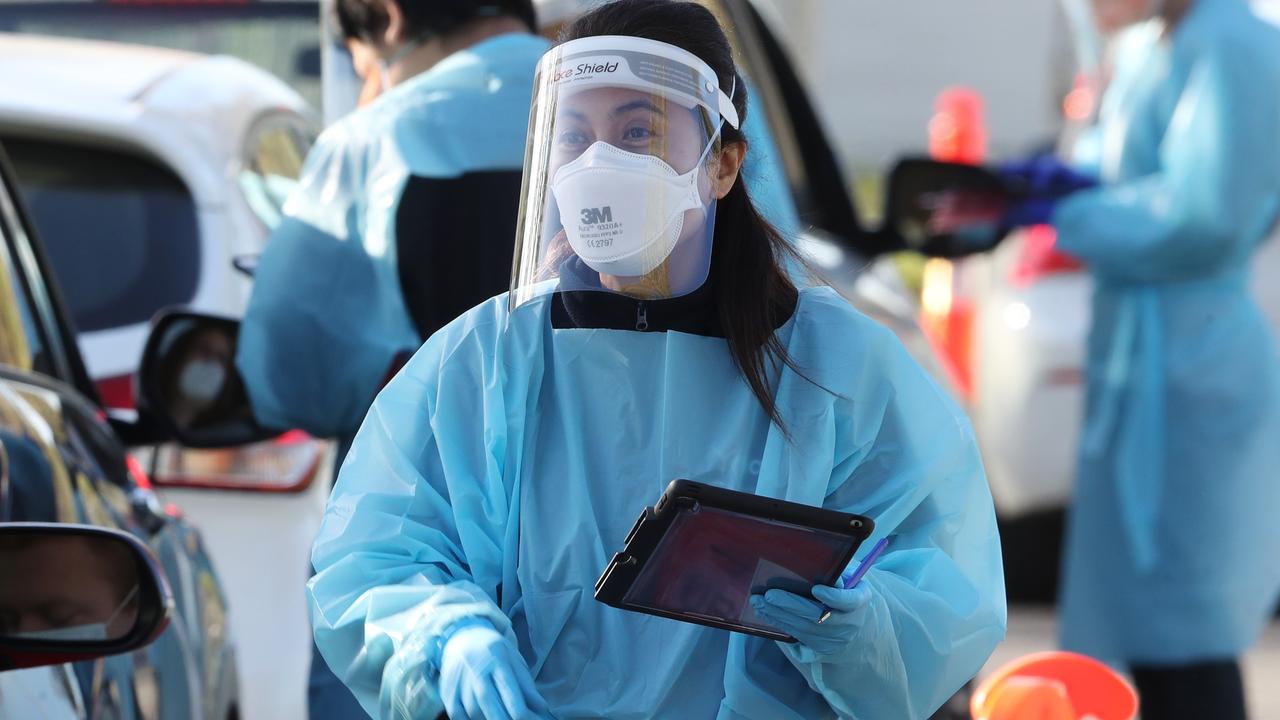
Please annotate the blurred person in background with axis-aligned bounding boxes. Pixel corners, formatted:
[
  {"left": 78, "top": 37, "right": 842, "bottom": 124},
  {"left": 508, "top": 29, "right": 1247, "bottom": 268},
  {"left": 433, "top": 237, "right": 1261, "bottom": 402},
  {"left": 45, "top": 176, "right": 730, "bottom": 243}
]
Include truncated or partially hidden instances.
[
  {"left": 232, "top": 1, "right": 548, "bottom": 716},
  {"left": 1001, "top": 0, "right": 1280, "bottom": 717}
]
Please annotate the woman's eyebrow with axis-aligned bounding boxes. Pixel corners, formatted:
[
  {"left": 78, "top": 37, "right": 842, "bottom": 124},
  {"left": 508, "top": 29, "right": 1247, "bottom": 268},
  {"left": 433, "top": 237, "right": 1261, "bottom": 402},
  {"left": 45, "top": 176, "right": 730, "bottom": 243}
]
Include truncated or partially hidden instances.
[{"left": 611, "top": 99, "right": 666, "bottom": 118}]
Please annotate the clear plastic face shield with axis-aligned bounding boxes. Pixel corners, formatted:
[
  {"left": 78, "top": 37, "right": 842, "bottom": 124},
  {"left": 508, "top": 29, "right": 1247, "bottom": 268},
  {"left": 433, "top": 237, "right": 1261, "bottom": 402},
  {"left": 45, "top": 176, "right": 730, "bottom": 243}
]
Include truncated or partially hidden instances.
[{"left": 509, "top": 36, "right": 740, "bottom": 309}]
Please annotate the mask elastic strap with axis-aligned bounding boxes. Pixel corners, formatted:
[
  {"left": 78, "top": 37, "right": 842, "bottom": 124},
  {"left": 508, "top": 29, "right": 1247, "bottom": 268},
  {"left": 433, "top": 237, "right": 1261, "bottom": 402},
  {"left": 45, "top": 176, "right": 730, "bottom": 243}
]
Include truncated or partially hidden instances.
[{"left": 682, "top": 118, "right": 726, "bottom": 183}]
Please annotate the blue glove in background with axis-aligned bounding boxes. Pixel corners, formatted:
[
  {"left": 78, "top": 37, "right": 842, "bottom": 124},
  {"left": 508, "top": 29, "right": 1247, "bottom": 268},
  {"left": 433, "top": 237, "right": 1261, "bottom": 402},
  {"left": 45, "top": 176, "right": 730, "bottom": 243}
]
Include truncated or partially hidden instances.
[
  {"left": 438, "top": 623, "right": 549, "bottom": 720},
  {"left": 750, "top": 584, "right": 873, "bottom": 658},
  {"left": 1001, "top": 197, "right": 1060, "bottom": 229},
  {"left": 999, "top": 154, "right": 1098, "bottom": 198}
]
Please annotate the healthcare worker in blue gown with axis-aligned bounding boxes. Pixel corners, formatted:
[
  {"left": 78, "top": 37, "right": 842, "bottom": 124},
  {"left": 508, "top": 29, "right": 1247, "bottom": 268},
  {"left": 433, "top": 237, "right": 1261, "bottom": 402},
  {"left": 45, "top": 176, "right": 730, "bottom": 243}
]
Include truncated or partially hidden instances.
[
  {"left": 1002, "top": 0, "right": 1280, "bottom": 716},
  {"left": 308, "top": 2, "right": 1007, "bottom": 718},
  {"left": 233, "top": 2, "right": 549, "bottom": 717}
]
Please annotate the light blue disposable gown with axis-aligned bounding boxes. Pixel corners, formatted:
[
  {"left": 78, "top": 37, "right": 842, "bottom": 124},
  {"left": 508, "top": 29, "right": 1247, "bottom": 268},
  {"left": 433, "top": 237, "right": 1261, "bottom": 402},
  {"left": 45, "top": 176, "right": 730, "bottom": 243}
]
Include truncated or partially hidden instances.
[
  {"left": 235, "top": 33, "right": 551, "bottom": 448},
  {"left": 308, "top": 285, "right": 1006, "bottom": 719},
  {"left": 1053, "top": 0, "right": 1280, "bottom": 663}
]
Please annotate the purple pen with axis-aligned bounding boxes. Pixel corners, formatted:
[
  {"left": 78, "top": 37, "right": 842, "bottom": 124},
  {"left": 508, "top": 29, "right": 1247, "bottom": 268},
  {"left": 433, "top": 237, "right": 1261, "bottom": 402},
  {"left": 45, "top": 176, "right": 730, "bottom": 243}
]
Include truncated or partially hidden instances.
[{"left": 816, "top": 536, "right": 890, "bottom": 624}]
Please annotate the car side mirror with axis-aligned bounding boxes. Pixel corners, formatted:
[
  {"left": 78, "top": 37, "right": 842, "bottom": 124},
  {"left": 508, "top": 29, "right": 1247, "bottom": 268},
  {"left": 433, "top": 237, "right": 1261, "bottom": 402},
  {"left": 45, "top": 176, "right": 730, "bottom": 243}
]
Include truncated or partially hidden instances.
[
  {"left": 882, "top": 158, "right": 1012, "bottom": 258},
  {"left": 0, "top": 523, "right": 173, "bottom": 672},
  {"left": 138, "top": 310, "right": 278, "bottom": 448}
]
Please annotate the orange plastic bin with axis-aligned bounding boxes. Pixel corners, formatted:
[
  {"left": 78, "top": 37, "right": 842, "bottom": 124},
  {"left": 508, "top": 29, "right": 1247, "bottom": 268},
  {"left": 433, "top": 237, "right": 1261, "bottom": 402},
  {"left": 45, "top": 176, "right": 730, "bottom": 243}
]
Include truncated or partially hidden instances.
[{"left": 972, "top": 651, "right": 1138, "bottom": 720}]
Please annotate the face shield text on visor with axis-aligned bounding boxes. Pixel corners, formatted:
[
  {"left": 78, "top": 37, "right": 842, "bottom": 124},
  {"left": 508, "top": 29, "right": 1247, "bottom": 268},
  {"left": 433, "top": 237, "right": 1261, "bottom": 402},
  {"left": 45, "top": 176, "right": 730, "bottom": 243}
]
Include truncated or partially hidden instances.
[{"left": 510, "top": 35, "right": 739, "bottom": 309}]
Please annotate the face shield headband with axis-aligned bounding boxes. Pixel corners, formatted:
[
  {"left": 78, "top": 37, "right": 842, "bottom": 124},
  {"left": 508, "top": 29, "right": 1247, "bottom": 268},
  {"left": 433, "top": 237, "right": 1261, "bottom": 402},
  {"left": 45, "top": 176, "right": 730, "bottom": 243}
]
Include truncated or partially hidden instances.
[{"left": 510, "top": 35, "right": 741, "bottom": 309}]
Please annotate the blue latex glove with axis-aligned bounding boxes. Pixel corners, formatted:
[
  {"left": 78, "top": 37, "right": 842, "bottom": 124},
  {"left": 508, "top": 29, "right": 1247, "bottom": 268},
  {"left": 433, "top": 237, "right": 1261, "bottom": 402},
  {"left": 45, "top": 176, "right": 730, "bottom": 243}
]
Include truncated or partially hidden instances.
[
  {"left": 437, "top": 622, "right": 549, "bottom": 720},
  {"left": 750, "top": 584, "right": 873, "bottom": 658},
  {"left": 998, "top": 154, "right": 1097, "bottom": 198}
]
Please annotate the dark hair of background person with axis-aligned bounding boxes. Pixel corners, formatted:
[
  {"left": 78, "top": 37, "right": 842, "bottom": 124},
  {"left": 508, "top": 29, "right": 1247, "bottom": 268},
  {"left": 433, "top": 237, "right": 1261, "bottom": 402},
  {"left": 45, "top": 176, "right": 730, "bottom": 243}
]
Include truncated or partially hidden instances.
[
  {"left": 335, "top": 0, "right": 537, "bottom": 43},
  {"left": 563, "top": 0, "right": 806, "bottom": 432}
]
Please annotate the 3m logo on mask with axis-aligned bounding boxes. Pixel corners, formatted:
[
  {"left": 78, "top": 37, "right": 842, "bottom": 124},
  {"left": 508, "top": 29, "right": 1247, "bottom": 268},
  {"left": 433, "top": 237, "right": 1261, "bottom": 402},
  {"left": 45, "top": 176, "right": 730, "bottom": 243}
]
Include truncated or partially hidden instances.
[{"left": 580, "top": 206, "right": 613, "bottom": 225}]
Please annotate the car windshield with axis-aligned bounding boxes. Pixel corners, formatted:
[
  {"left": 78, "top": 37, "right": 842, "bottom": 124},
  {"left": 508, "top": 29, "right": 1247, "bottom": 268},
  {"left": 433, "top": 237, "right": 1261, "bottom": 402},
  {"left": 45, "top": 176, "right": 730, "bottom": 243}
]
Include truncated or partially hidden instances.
[
  {"left": 0, "top": 201, "right": 48, "bottom": 375},
  {"left": 0, "top": 1, "right": 321, "bottom": 110},
  {"left": 2, "top": 136, "right": 201, "bottom": 334},
  {"left": 239, "top": 114, "right": 314, "bottom": 231}
]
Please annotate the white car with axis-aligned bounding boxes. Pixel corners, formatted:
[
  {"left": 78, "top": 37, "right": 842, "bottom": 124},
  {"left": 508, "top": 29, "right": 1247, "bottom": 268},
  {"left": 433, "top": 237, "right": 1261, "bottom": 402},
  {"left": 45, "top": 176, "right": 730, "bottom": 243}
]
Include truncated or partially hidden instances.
[
  {"left": 0, "top": 34, "right": 330, "bottom": 720},
  {"left": 934, "top": 226, "right": 1280, "bottom": 520}
]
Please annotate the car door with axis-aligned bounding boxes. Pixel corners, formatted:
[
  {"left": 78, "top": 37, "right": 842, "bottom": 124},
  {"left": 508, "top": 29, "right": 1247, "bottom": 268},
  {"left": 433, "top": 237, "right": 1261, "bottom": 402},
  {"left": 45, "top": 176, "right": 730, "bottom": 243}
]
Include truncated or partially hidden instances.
[
  {"left": 0, "top": 143, "right": 234, "bottom": 720},
  {"left": 708, "top": 0, "right": 948, "bottom": 378},
  {"left": 710, "top": 0, "right": 867, "bottom": 246}
]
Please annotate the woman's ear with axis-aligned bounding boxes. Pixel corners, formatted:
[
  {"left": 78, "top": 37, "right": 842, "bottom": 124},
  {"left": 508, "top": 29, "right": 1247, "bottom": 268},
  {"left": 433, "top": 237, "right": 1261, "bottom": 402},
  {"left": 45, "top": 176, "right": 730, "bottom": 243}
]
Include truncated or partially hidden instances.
[
  {"left": 379, "top": 0, "right": 406, "bottom": 47},
  {"left": 712, "top": 141, "right": 746, "bottom": 200}
]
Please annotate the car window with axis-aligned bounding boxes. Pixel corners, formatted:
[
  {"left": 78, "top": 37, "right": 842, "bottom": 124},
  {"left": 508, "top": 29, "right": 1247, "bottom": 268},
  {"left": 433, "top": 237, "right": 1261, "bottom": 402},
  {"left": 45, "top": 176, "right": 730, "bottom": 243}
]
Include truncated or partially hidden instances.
[
  {"left": 712, "top": 0, "right": 881, "bottom": 254},
  {"left": 0, "top": 226, "right": 46, "bottom": 374},
  {"left": 0, "top": 181, "right": 49, "bottom": 375},
  {"left": 2, "top": 136, "right": 201, "bottom": 334},
  {"left": 239, "top": 113, "right": 314, "bottom": 232}
]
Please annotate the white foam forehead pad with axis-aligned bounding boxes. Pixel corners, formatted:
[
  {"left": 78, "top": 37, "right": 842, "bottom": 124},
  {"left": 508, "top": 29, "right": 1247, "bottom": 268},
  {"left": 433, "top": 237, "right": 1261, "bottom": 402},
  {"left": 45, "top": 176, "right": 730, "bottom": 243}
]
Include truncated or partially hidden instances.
[{"left": 542, "top": 35, "right": 740, "bottom": 130}]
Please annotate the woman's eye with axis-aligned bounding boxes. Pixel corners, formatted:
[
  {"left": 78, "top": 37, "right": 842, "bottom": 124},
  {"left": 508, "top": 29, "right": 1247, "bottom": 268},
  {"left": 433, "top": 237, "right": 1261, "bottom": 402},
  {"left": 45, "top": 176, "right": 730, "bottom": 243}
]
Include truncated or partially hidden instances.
[
  {"left": 557, "top": 130, "right": 589, "bottom": 147},
  {"left": 623, "top": 126, "right": 655, "bottom": 141}
]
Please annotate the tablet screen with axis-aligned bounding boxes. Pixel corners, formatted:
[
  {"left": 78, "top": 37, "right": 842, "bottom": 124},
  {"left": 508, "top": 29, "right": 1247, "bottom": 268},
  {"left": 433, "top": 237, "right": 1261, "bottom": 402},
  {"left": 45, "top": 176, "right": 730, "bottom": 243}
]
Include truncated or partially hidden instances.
[{"left": 620, "top": 502, "right": 856, "bottom": 634}]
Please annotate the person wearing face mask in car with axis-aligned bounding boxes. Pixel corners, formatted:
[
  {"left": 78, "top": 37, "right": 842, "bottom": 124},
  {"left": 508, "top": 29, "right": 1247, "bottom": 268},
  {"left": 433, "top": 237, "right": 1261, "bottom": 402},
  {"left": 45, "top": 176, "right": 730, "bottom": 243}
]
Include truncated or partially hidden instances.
[
  {"left": 1000, "top": 0, "right": 1280, "bottom": 717},
  {"left": 307, "top": 3, "right": 1006, "bottom": 719}
]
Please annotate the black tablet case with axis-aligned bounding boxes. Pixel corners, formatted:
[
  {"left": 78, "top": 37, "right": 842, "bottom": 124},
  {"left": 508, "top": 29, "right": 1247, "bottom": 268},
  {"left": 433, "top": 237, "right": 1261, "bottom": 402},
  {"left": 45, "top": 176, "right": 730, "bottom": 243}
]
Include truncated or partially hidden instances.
[{"left": 594, "top": 480, "right": 874, "bottom": 641}]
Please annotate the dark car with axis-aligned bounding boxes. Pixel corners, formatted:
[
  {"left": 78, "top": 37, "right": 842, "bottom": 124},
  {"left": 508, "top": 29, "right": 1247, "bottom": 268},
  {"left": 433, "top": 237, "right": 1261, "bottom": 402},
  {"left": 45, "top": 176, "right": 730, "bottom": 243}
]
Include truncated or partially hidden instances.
[{"left": 0, "top": 143, "right": 238, "bottom": 719}]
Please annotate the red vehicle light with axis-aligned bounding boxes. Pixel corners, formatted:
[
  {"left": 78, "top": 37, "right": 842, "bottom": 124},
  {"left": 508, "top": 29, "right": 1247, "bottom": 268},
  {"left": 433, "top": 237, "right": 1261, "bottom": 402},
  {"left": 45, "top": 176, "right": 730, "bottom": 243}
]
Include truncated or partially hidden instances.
[
  {"left": 95, "top": 374, "right": 135, "bottom": 411},
  {"left": 920, "top": 259, "right": 976, "bottom": 401},
  {"left": 126, "top": 454, "right": 154, "bottom": 490},
  {"left": 149, "top": 435, "right": 326, "bottom": 493}
]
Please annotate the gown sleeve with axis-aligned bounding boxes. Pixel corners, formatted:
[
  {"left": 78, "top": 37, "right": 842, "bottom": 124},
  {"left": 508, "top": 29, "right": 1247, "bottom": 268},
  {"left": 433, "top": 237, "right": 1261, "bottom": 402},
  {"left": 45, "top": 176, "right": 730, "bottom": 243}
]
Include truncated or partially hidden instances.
[
  {"left": 306, "top": 307, "right": 521, "bottom": 720},
  {"left": 235, "top": 129, "right": 415, "bottom": 438},
  {"left": 1053, "top": 45, "right": 1280, "bottom": 284},
  {"left": 780, "top": 322, "right": 1007, "bottom": 719}
]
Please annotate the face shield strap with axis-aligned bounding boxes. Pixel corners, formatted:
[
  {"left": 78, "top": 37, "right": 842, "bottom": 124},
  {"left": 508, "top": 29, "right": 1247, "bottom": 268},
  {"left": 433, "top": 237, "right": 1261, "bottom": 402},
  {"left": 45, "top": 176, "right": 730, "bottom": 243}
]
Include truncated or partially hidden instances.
[
  {"left": 718, "top": 76, "right": 740, "bottom": 131},
  {"left": 700, "top": 76, "right": 736, "bottom": 159}
]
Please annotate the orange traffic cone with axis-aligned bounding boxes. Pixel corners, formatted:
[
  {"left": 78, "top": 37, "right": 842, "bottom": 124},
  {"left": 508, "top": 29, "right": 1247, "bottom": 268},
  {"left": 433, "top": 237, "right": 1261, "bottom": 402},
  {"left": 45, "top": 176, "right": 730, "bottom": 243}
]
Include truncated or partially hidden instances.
[
  {"left": 971, "top": 652, "right": 1138, "bottom": 720},
  {"left": 928, "top": 86, "right": 988, "bottom": 165}
]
